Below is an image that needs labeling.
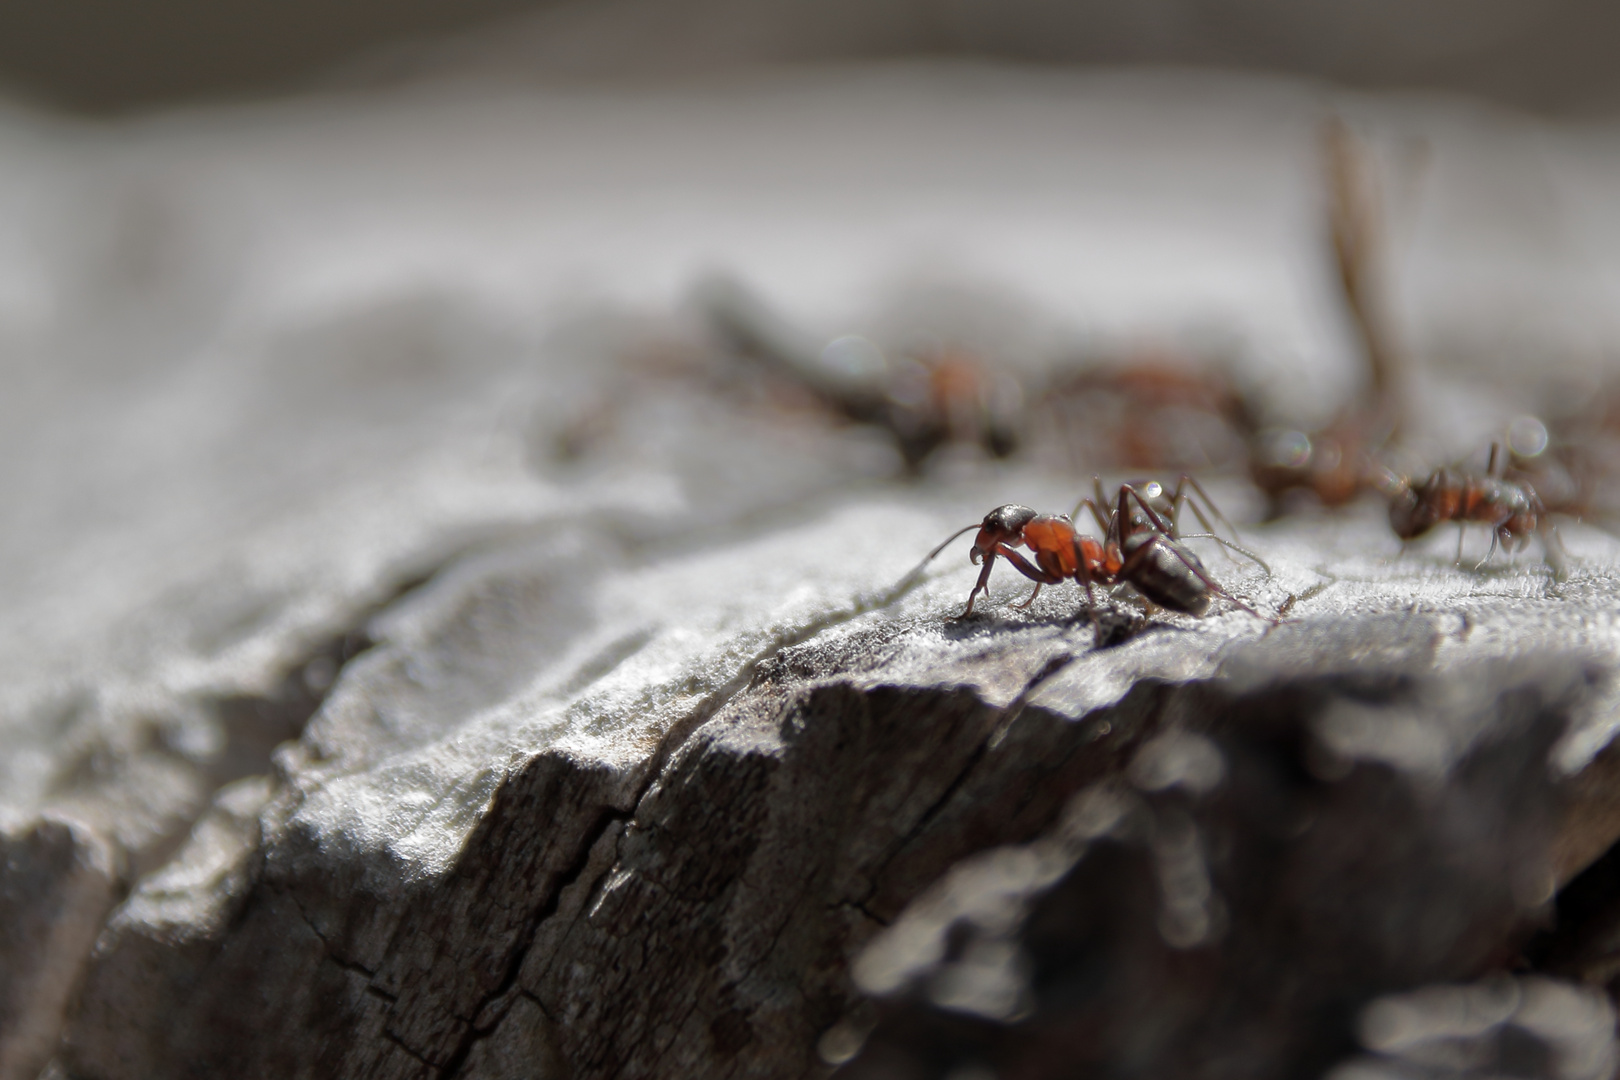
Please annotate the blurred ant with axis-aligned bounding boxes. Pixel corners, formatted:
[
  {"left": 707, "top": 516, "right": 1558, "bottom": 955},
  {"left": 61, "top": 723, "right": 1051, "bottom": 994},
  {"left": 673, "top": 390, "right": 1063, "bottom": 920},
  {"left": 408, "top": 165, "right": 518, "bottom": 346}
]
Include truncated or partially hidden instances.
[
  {"left": 1382, "top": 442, "right": 1566, "bottom": 572},
  {"left": 922, "top": 479, "right": 1275, "bottom": 626},
  {"left": 1035, "top": 357, "right": 1256, "bottom": 475},
  {"left": 700, "top": 276, "right": 1020, "bottom": 472}
]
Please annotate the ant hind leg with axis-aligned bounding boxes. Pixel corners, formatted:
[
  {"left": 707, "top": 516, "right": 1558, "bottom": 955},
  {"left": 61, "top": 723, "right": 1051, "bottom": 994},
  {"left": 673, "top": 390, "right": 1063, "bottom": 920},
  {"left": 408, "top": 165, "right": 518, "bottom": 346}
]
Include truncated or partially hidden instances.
[
  {"left": 1173, "top": 475, "right": 1245, "bottom": 545},
  {"left": 1151, "top": 533, "right": 1279, "bottom": 625},
  {"left": 1542, "top": 521, "right": 1571, "bottom": 580},
  {"left": 1176, "top": 533, "right": 1272, "bottom": 575}
]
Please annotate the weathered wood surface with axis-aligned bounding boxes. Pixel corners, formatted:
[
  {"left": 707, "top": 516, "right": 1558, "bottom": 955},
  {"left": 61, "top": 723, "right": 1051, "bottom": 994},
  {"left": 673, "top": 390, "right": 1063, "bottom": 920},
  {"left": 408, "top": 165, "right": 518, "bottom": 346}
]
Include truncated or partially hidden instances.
[{"left": 15, "top": 491, "right": 1620, "bottom": 1080}]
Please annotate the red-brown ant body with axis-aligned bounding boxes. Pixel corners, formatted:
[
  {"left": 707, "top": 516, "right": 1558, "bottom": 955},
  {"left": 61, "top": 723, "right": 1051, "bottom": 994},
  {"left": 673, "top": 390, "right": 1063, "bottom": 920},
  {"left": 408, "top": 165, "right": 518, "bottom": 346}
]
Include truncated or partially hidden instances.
[
  {"left": 1384, "top": 444, "right": 1563, "bottom": 569},
  {"left": 1036, "top": 359, "right": 1256, "bottom": 476},
  {"left": 925, "top": 480, "right": 1273, "bottom": 624}
]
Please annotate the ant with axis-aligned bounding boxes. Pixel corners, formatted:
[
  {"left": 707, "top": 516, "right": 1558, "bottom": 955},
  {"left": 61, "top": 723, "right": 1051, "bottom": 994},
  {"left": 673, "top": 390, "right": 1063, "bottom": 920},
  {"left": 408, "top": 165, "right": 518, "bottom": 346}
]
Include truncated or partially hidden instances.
[
  {"left": 700, "top": 276, "right": 1020, "bottom": 473},
  {"left": 1035, "top": 357, "right": 1256, "bottom": 476},
  {"left": 922, "top": 479, "right": 1275, "bottom": 626},
  {"left": 1383, "top": 443, "right": 1565, "bottom": 571}
]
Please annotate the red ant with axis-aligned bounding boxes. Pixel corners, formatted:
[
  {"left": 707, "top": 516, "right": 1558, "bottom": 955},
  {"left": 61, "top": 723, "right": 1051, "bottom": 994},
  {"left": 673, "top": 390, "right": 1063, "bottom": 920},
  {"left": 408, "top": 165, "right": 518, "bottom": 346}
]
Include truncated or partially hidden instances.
[
  {"left": 1035, "top": 357, "right": 1256, "bottom": 476},
  {"left": 1382, "top": 443, "right": 1565, "bottom": 571},
  {"left": 700, "top": 276, "right": 1020, "bottom": 473},
  {"left": 922, "top": 478, "right": 1275, "bottom": 625}
]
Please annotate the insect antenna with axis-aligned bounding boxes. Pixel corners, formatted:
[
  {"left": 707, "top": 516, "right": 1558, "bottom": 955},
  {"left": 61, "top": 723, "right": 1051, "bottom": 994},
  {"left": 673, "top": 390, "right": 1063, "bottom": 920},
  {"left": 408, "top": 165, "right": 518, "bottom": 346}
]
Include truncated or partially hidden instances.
[
  {"left": 889, "top": 522, "right": 983, "bottom": 598},
  {"left": 923, "top": 523, "right": 980, "bottom": 565},
  {"left": 1175, "top": 533, "right": 1273, "bottom": 575}
]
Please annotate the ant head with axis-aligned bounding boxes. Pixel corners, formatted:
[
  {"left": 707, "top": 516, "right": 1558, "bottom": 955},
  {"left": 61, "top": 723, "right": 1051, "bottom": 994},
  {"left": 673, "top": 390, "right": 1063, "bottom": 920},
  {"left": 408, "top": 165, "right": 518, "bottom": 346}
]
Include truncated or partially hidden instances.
[
  {"left": 971, "top": 504, "right": 1037, "bottom": 564},
  {"left": 1386, "top": 481, "right": 1434, "bottom": 539}
]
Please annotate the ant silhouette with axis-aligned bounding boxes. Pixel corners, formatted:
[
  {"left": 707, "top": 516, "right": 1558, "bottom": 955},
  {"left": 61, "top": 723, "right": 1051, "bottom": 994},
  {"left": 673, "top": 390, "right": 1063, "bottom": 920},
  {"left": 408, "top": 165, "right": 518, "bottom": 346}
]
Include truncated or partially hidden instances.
[
  {"left": 922, "top": 477, "right": 1275, "bottom": 626},
  {"left": 1382, "top": 442, "right": 1567, "bottom": 572}
]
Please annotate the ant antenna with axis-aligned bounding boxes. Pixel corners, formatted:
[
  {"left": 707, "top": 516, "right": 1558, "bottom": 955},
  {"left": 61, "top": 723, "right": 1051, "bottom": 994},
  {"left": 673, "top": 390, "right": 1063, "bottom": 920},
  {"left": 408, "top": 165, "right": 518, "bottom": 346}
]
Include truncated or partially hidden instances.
[
  {"left": 923, "top": 523, "right": 980, "bottom": 566},
  {"left": 1176, "top": 533, "right": 1273, "bottom": 575},
  {"left": 889, "top": 522, "right": 981, "bottom": 600}
]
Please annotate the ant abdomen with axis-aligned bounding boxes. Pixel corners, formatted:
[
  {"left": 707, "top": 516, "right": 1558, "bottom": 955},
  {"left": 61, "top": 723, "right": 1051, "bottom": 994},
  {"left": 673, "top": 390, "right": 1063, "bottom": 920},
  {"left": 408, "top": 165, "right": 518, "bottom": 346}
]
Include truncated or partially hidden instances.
[
  {"left": 1121, "top": 533, "right": 1213, "bottom": 616},
  {"left": 1387, "top": 484, "right": 1428, "bottom": 540}
]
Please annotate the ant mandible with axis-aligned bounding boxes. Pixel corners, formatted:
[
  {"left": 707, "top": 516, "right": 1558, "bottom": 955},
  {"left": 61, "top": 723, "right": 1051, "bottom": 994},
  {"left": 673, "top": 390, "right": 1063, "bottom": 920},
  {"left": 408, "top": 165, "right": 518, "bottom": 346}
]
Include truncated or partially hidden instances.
[
  {"left": 922, "top": 479, "right": 1275, "bottom": 625},
  {"left": 1382, "top": 443, "right": 1566, "bottom": 571}
]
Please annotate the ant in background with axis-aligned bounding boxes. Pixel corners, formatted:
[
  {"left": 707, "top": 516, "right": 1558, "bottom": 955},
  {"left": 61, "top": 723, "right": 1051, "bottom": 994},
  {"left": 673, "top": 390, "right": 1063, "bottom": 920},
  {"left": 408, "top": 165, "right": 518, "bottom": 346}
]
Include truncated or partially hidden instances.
[
  {"left": 1034, "top": 355, "right": 1257, "bottom": 476},
  {"left": 1382, "top": 442, "right": 1565, "bottom": 573},
  {"left": 1249, "top": 116, "right": 1406, "bottom": 516},
  {"left": 697, "top": 116, "right": 1417, "bottom": 497},
  {"left": 922, "top": 479, "right": 1274, "bottom": 627},
  {"left": 700, "top": 276, "right": 1021, "bottom": 473}
]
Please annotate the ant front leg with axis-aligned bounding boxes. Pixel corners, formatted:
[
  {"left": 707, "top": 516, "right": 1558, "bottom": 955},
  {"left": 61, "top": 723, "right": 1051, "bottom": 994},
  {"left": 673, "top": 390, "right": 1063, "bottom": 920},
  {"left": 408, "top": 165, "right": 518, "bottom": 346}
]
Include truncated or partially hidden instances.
[
  {"left": 955, "top": 546, "right": 1062, "bottom": 618},
  {"left": 956, "top": 551, "right": 999, "bottom": 618},
  {"left": 995, "top": 546, "right": 1065, "bottom": 610}
]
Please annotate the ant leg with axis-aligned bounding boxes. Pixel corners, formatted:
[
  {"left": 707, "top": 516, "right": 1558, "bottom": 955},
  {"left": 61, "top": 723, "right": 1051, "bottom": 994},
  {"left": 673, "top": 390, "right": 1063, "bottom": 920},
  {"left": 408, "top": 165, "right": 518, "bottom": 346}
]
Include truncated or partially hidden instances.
[
  {"left": 1081, "top": 576, "right": 1100, "bottom": 630},
  {"left": 1173, "top": 475, "right": 1244, "bottom": 543},
  {"left": 1143, "top": 536, "right": 1278, "bottom": 625},
  {"left": 1169, "top": 483, "right": 1217, "bottom": 546},
  {"left": 1542, "top": 521, "right": 1570, "bottom": 579},
  {"left": 1120, "top": 485, "right": 1176, "bottom": 537},
  {"left": 998, "top": 548, "right": 1064, "bottom": 611},
  {"left": 1094, "top": 476, "right": 1121, "bottom": 544},
  {"left": 1074, "top": 548, "right": 1105, "bottom": 637},
  {"left": 1175, "top": 533, "right": 1272, "bottom": 575},
  {"left": 996, "top": 546, "right": 1065, "bottom": 590},
  {"left": 955, "top": 552, "right": 1000, "bottom": 619},
  {"left": 1069, "top": 496, "right": 1112, "bottom": 537},
  {"left": 1455, "top": 524, "right": 1467, "bottom": 565},
  {"left": 1473, "top": 531, "right": 1499, "bottom": 571}
]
